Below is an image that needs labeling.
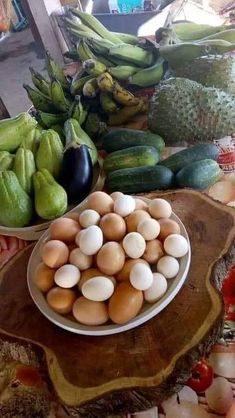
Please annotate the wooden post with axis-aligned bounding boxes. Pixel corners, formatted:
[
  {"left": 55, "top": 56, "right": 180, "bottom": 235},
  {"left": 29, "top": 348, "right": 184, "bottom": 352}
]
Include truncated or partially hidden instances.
[{"left": 20, "top": 0, "right": 64, "bottom": 65}]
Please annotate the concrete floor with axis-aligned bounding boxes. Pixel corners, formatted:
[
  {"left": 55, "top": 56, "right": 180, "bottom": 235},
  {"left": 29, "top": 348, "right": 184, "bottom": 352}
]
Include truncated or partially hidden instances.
[{"left": 0, "top": 28, "right": 46, "bottom": 116}]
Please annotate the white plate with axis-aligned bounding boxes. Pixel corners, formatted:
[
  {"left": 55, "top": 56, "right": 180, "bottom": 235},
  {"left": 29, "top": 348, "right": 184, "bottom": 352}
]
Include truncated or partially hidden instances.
[{"left": 27, "top": 197, "right": 191, "bottom": 336}]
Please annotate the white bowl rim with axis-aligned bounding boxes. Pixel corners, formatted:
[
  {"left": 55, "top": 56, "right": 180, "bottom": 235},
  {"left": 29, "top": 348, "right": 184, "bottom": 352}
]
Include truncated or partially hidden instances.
[{"left": 27, "top": 197, "right": 191, "bottom": 336}]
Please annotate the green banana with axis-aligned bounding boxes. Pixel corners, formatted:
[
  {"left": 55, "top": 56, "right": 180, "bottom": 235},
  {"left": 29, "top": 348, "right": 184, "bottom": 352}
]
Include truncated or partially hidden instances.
[
  {"left": 197, "top": 29, "right": 235, "bottom": 43},
  {"left": 63, "top": 17, "right": 100, "bottom": 36},
  {"left": 77, "top": 38, "right": 98, "bottom": 62},
  {"left": 68, "top": 96, "right": 85, "bottom": 125},
  {"left": 109, "top": 65, "right": 139, "bottom": 80},
  {"left": 37, "top": 110, "right": 68, "bottom": 128},
  {"left": 87, "top": 38, "right": 114, "bottom": 55},
  {"left": 23, "top": 84, "right": 55, "bottom": 112},
  {"left": 111, "top": 32, "right": 139, "bottom": 45},
  {"left": 84, "top": 112, "right": 107, "bottom": 139},
  {"left": 70, "top": 73, "right": 94, "bottom": 96},
  {"left": 83, "top": 77, "right": 99, "bottom": 97},
  {"left": 100, "top": 91, "right": 118, "bottom": 113},
  {"left": 29, "top": 67, "right": 50, "bottom": 96},
  {"left": 172, "top": 22, "right": 235, "bottom": 42},
  {"left": 45, "top": 50, "right": 70, "bottom": 91},
  {"left": 71, "top": 9, "right": 121, "bottom": 44},
  {"left": 50, "top": 78, "right": 71, "bottom": 112},
  {"left": 68, "top": 27, "right": 101, "bottom": 41},
  {"left": 159, "top": 40, "right": 235, "bottom": 68},
  {"left": 129, "top": 58, "right": 164, "bottom": 87},
  {"left": 83, "top": 59, "right": 106, "bottom": 76},
  {"left": 109, "top": 44, "right": 154, "bottom": 67}
]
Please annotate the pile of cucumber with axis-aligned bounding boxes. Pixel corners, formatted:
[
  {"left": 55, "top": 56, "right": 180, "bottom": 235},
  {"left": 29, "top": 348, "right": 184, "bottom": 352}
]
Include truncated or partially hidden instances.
[{"left": 102, "top": 129, "right": 223, "bottom": 193}]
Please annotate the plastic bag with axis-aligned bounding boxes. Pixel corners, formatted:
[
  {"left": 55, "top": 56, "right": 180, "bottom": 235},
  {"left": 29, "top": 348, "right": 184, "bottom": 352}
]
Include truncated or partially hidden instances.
[{"left": 0, "top": 0, "right": 11, "bottom": 32}]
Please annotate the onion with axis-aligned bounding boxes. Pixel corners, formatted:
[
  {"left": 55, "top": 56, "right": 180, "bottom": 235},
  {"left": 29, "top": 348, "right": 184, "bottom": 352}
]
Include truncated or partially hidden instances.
[
  {"left": 165, "top": 400, "right": 210, "bottom": 418},
  {"left": 162, "top": 386, "right": 198, "bottom": 414},
  {"left": 205, "top": 377, "right": 233, "bottom": 414},
  {"left": 208, "top": 181, "right": 235, "bottom": 204},
  {"left": 209, "top": 352, "right": 235, "bottom": 379}
]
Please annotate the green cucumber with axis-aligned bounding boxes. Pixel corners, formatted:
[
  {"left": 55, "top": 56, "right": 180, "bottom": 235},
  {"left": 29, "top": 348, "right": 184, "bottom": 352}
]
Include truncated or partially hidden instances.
[
  {"left": 175, "top": 159, "right": 223, "bottom": 189},
  {"left": 102, "top": 128, "right": 165, "bottom": 153},
  {"left": 106, "top": 165, "right": 174, "bottom": 194},
  {"left": 159, "top": 144, "right": 219, "bottom": 173},
  {"left": 103, "top": 146, "right": 160, "bottom": 174}
]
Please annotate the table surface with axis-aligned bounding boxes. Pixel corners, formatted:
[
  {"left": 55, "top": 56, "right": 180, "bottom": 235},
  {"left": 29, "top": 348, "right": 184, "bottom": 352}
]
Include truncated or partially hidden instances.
[{"left": 0, "top": 144, "right": 235, "bottom": 417}]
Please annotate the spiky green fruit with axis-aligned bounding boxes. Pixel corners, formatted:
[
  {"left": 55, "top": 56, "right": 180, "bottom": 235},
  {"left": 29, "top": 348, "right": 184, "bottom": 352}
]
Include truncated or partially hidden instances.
[
  {"left": 174, "top": 55, "right": 235, "bottom": 96},
  {"left": 148, "top": 77, "right": 235, "bottom": 145}
]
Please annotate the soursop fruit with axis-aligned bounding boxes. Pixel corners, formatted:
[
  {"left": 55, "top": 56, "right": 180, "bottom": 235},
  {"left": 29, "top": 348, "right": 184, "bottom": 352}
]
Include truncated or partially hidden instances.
[
  {"left": 174, "top": 55, "right": 235, "bottom": 95},
  {"left": 148, "top": 77, "right": 235, "bottom": 145}
]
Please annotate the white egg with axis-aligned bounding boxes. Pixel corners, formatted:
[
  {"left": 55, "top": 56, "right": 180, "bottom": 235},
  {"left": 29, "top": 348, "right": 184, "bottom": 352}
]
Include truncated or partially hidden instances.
[
  {"left": 130, "top": 263, "right": 153, "bottom": 291},
  {"left": 114, "top": 194, "right": 136, "bottom": 217},
  {"left": 110, "top": 191, "right": 123, "bottom": 201},
  {"left": 79, "top": 209, "right": 100, "bottom": 228},
  {"left": 144, "top": 272, "right": 167, "bottom": 303},
  {"left": 149, "top": 198, "right": 172, "bottom": 219},
  {"left": 123, "top": 232, "right": 146, "bottom": 259},
  {"left": 82, "top": 276, "right": 114, "bottom": 301},
  {"left": 205, "top": 377, "right": 233, "bottom": 414},
  {"left": 157, "top": 255, "right": 179, "bottom": 279},
  {"left": 164, "top": 234, "right": 189, "bottom": 258},
  {"left": 54, "top": 264, "right": 80, "bottom": 288},
  {"left": 69, "top": 248, "right": 93, "bottom": 270},
  {"left": 137, "top": 218, "right": 160, "bottom": 241},
  {"left": 78, "top": 225, "right": 103, "bottom": 255}
]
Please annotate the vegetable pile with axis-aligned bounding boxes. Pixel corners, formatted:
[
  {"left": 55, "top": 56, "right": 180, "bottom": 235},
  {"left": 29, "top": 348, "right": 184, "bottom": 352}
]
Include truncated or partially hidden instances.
[{"left": 0, "top": 112, "right": 98, "bottom": 227}]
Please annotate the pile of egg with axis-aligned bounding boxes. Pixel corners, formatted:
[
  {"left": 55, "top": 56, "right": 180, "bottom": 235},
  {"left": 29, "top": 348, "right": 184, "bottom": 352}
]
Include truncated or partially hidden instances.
[{"left": 34, "top": 191, "right": 189, "bottom": 326}]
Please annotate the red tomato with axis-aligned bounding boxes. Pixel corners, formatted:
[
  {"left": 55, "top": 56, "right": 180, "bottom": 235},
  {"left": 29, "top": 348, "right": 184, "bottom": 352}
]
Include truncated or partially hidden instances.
[{"left": 186, "top": 359, "right": 213, "bottom": 393}]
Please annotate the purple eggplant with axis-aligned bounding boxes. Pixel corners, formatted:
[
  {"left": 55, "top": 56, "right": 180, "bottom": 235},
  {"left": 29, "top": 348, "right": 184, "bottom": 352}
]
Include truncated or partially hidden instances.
[{"left": 60, "top": 144, "right": 93, "bottom": 204}]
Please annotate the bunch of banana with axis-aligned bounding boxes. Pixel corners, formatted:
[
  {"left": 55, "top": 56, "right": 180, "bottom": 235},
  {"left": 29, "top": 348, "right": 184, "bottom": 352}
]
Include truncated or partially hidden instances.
[
  {"left": 155, "top": 23, "right": 235, "bottom": 68},
  {"left": 62, "top": 8, "right": 165, "bottom": 88},
  {"left": 72, "top": 68, "right": 147, "bottom": 126},
  {"left": 24, "top": 51, "right": 88, "bottom": 129}
]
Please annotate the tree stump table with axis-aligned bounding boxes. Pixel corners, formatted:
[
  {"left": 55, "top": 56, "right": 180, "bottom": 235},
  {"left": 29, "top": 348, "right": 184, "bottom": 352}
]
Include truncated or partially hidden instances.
[{"left": 0, "top": 189, "right": 234, "bottom": 417}]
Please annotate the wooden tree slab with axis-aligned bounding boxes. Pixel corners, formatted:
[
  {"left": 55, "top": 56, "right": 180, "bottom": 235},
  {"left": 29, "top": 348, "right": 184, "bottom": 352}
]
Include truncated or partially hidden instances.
[{"left": 0, "top": 189, "right": 234, "bottom": 417}]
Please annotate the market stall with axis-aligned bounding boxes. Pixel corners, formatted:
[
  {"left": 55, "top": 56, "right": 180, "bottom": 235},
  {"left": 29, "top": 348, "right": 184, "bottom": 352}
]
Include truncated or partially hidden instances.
[{"left": 0, "top": 8, "right": 235, "bottom": 417}]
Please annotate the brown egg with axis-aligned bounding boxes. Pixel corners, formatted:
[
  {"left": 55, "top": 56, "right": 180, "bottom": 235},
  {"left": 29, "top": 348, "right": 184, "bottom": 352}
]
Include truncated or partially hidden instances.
[
  {"left": 78, "top": 268, "right": 103, "bottom": 291},
  {"left": 87, "top": 191, "right": 113, "bottom": 215},
  {"left": 97, "top": 242, "right": 125, "bottom": 275},
  {"left": 41, "top": 240, "right": 69, "bottom": 268},
  {"left": 143, "top": 239, "right": 164, "bottom": 264},
  {"left": 65, "top": 212, "right": 81, "bottom": 223},
  {"left": 134, "top": 198, "right": 149, "bottom": 211},
  {"left": 47, "top": 287, "right": 76, "bottom": 314},
  {"left": 115, "top": 258, "right": 149, "bottom": 282},
  {"left": 72, "top": 296, "right": 109, "bottom": 325},
  {"left": 33, "top": 262, "right": 55, "bottom": 292},
  {"left": 108, "top": 282, "right": 143, "bottom": 324},
  {"left": 126, "top": 210, "right": 151, "bottom": 232},
  {"left": 99, "top": 213, "right": 126, "bottom": 241},
  {"left": 49, "top": 218, "right": 81, "bottom": 242},
  {"left": 158, "top": 218, "right": 181, "bottom": 241}
]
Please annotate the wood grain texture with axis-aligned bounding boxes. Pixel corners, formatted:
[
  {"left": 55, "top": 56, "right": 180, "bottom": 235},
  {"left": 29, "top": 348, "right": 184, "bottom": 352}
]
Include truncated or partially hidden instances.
[{"left": 0, "top": 189, "right": 234, "bottom": 417}]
